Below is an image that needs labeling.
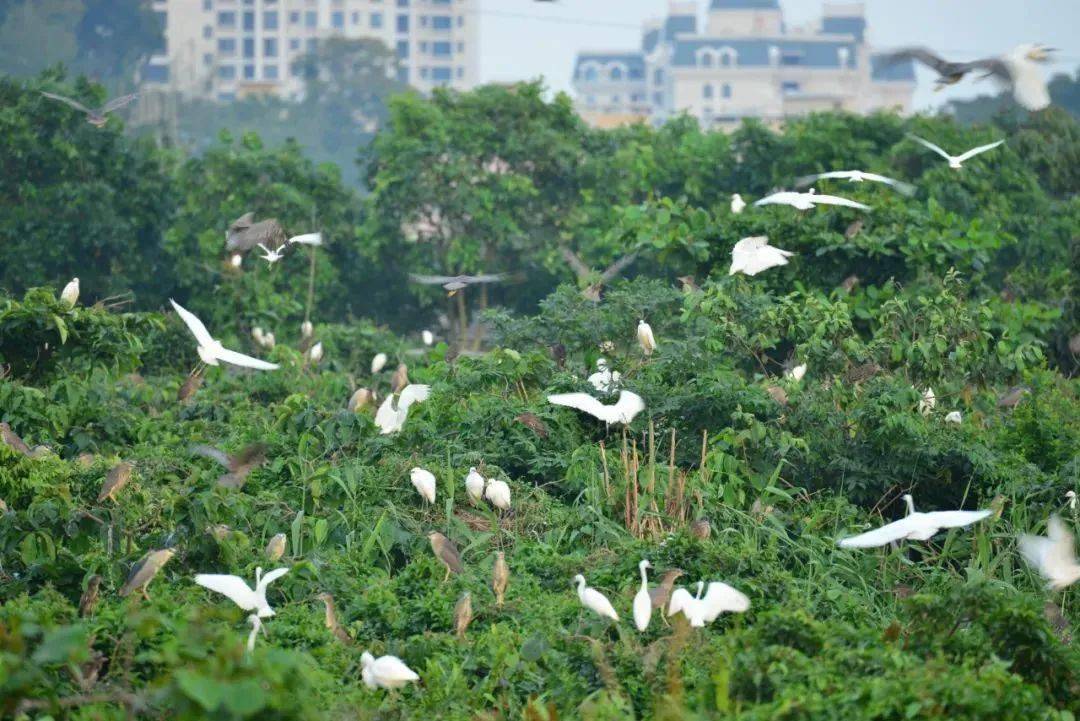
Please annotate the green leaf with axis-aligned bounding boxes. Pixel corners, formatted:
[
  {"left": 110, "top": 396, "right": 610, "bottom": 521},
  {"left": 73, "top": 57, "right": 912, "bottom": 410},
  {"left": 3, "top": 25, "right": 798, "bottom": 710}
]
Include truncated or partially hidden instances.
[{"left": 176, "top": 670, "right": 226, "bottom": 711}]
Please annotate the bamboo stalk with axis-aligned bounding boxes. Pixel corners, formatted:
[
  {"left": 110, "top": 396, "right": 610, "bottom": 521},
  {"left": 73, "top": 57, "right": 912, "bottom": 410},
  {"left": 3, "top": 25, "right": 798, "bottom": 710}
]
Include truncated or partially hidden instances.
[
  {"left": 599, "top": 440, "right": 611, "bottom": 501},
  {"left": 647, "top": 421, "right": 656, "bottom": 495}
]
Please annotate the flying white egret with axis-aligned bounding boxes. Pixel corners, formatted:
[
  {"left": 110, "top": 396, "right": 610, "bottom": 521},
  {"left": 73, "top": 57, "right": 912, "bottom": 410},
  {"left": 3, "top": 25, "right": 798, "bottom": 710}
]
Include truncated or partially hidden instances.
[
  {"left": 754, "top": 189, "right": 870, "bottom": 211},
  {"left": 945, "top": 411, "right": 963, "bottom": 424},
  {"left": 785, "top": 363, "right": 807, "bottom": 382},
  {"left": 464, "top": 467, "right": 485, "bottom": 504},
  {"left": 637, "top": 320, "right": 656, "bottom": 355},
  {"left": 919, "top": 387, "right": 936, "bottom": 416},
  {"left": 194, "top": 567, "right": 289, "bottom": 618},
  {"left": 838, "top": 494, "right": 992, "bottom": 548},
  {"left": 906, "top": 134, "right": 1005, "bottom": 169},
  {"left": 547, "top": 390, "right": 645, "bottom": 426},
  {"left": 169, "top": 299, "right": 279, "bottom": 370},
  {"left": 573, "top": 574, "right": 619, "bottom": 621},
  {"left": 730, "top": 193, "right": 746, "bottom": 214},
  {"left": 60, "top": 278, "right": 80, "bottom": 306},
  {"left": 374, "top": 384, "right": 431, "bottom": 434},
  {"left": 361, "top": 652, "right": 420, "bottom": 690},
  {"left": 288, "top": 232, "right": 323, "bottom": 246},
  {"left": 668, "top": 581, "right": 750, "bottom": 627},
  {"left": 729, "top": 236, "right": 794, "bottom": 276},
  {"left": 795, "top": 170, "right": 915, "bottom": 196},
  {"left": 633, "top": 560, "right": 652, "bottom": 632},
  {"left": 371, "top": 352, "right": 388, "bottom": 374},
  {"left": 410, "top": 467, "right": 436, "bottom": 504},
  {"left": 484, "top": 478, "right": 512, "bottom": 511},
  {"left": 256, "top": 243, "right": 284, "bottom": 265},
  {"left": 1019, "top": 516, "right": 1080, "bottom": 590},
  {"left": 587, "top": 358, "right": 621, "bottom": 393},
  {"left": 306, "top": 342, "right": 323, "bottom": 364},
  {"left": 422, "top": 330, "right": 434, "bottom": 346}
]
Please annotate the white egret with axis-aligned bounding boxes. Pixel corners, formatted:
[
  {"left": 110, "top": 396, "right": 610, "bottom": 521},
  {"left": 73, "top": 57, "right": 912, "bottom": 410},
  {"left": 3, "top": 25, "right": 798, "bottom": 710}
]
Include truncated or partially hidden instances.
[
  {"left": 795, "top": 170, "right": 915, "bottom": 196},
  {"left": 374, "top": 384, "right": 431, "bottom": 434},
  {"left": 288, "top": 232, "right": 322, "bottom": 246},
  {"left": 306, "top": 342, "right": 323, "bottom": 364},
  {"left": 361, "top": 652, "right": 420, "bottom": 690},
  {"left": 1019, "top": 516, "right": 1080, "bottom": 590},
  {"left": 754, "top": 189, "right": 870, "bottom": 211},
  {"left": 785, "top": 363, "right": 807, "bottom": 382},
  {"left": 729, "top": 236, "right": 794, "bottom": 276},
  {"left": 422, "top": 330, "right": 434, "bottom": 346},
  {"left": 410, "top": 467, "right": 436, "bottom": 504},
  {"left": 547, "top": 390, "right": 645, "bottom": 426},
  {"left": 60, "top": 277, "right": 80, "bottom": 306},
  {"left": 919, "top": 387, "right": 936, "bottom": 416},
  {"left": 465, "top": 467, "right": 485, "bottom": 504},
  {"left": 1068, "top": 491, "right": 1077, "bottom": 512},
  {"left": 906, "top": 134, "right": 1004, "bottom": 169},
  {"left": 668, "top": 581, "right": 750, "bottom": 627},
  {"left": 230, "top": 253, "right": 243, "bottom": 268},
  {"left": 256, "top": 243, "right": 285, "bottom": 265},
  {"left": 587, "top": 358, "right": 621, "bottom": 393},
  {"left": 301, "top": 320, "right": 313, "bottom": 339},
  {"left": 252, "top": 327, "right": 266, "bottom": 347},
  {"left": 169, "top": 299, "right": 279, "bottom": 370},
  {"left": 263, "top": 332, "right": 276, "bottom": 349},
  {"left": 573, "top": 574, "right": 619, "bottom": 621},
  {"left": 371, "top": 352, "right": 388, "bottom": 374},
  {"left": 838, "top": 494, "right": 992, "bottom": 548},
  {"left": 945, "top": 411, "right": 963, "bottom": 424},
  {"left": 637, "top": 320, "right": 656, "bottom": 356},
  {"left": 730, "top": 193, "right": 746, "bottom": 214},
  {"left": 194, "top": 567, "right": 289, "bottom": 617},
  {"left": 633, "top": 560, "right": 652, "bottom": 632},
  {"left": 485, "top": 478, "right": 512, "bottom": 511}
]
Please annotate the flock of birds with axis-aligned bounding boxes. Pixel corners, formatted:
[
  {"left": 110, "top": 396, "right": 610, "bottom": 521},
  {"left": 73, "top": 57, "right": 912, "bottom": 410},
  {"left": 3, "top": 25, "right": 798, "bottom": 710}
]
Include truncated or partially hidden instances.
[{"left": 18, "top": 46, "right": 1075, "bottom": 692}]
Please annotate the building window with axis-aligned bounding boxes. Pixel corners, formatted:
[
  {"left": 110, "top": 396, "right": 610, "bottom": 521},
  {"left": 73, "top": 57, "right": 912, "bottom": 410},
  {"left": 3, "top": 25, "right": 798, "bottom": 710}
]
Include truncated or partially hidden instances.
[
  {"left": 203, "top": 0, "right": 212, "bottom": 10},
  {"left": 243, "top": 64, "right": 255, "bottom": 79},
  {"left": 203, "top": 25, "right": 213, "bottom": 38},
  {"left": 432, "top": 0, "right": 451, "bottom": 4},
  {"left": 629, "top": 67, "right": 643, "bottom": 80},
  {"left": 242, "top": 11, "right": 254, "bottom": 31},
  {"left": 701, "top": 52, "right": 713, "bottom": 67},
  {"left": 612, "top": 95, "right": 621, "bottom": 104},
  {"left": 781, "top": 52, "right": 803, "bottom": 66},
  {"left": 457, "top": 15, "right": 464, "bottom": 27},
  {"left": 396, "top": 14, "right": 408, "bottom": 32},
  {"left": 218, "top": 38, "right": 236, "bottom": 54},
  {"left": 288, "top": 38, "right": 299, "bottom": 50},
  {"left": 419, "top": 16, "right": 428, "bottom": 27},
  {"left": 306, "top": 38, "right": 318, "bottom": 52},
  {"left": 419, "top": 41, "right": 428, "bottom": 52},
  {"left": 243, "top": 38, "right": 254, "bottom": 57},
  {"left": 396, "top": 0, "right": 408, "bottom": 6},
  {"left": 304, "top": 11, "right": 317, "bottom": 28},
  {"left": 218, "top": 92, "right": 236, "bottom": 102},
  {"left": 419, "top": 67, "right": 428, "bottom": 79},
  {"left": 144, "top": 64, "right": 169, "bottom": 83},
  {"left": 432, "top": 66, "right": 452, "bottom": 82},
  {"left": 217, "top": 11, "right": 236, "bottom": 27},
  {"left": 264, "top": 38, "right": 278, "bottom": 56},
  {"left": 264, "top": 64, "right": 278, "bottom": 79},
  {"left": 331, "top": 11, "right": 344, "bottom": 29},
  {"left": 584, "top": 66, "right": 598, "bottom": 81},
  {"left": 289, "top": 11, "right": 300, "bottom": 23},
  {"left": 586, "top": 95, "right": 596, "bottom": 107},
  {"left": 352, "top": 11, "right": 359, "bottom": 24},
  {"left": 396, "top": 40, "right": 408, "bottom": 58},
  {"left": 218, "top": 65, "right": 236, "bottom": 79},
  {"left": 456, "top": 66, "right": 464, "bottom": 78},
  {"left": 721, "top": 54, "right": 730, "bottom": 66},
  {"left": 722, "top": 83, "right": 732, "bottom": 98},
  {"left": 610, "top": 66, "right": 622, "bottom": 81},
  {"left": 781, "top": 81, "right": 799, "bottom": 94},
  {"left": 432, "top": 15, "right": 451, "bottom": 30},
  {"left": 703, "top": 83, "right": 713, "bottom": 99},
  {"left": 264, "top": 11, "right": 278, "bottom": 29},
  {"left": 432, "top": 41, "right": 451, "bottom": 57},
  {"left": 203, "top": 53, "right": 213, "bottom": 65},
  {"left": 397, "top": 67, "right": 408, "bottom": 83},
  {"left": 653, "top": 91, "right": 663, "bottom": 104},
  {"left": 456, "top": 42, "right": 463, "bottom": 53},
  {"left": 371, "top": 12, "right": 383, "bottom": 28}
]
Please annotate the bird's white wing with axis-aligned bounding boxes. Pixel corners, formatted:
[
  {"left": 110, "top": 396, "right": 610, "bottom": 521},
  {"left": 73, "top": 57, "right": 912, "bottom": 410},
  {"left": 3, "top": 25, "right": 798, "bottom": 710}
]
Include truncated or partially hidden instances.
[
  {"left": 907, "top": 134, "right": 952, "bottom": 161},
  {"left": 921, "top": 509, "right": 992, "bottom": 529},
  {"left": 838, "top": 516, "right": 919, "bottom": 548},
  {"left": 860, "top": 172, "right": 917, "bottom": 196},
  {"left": 754, "top": 192, "right": 798, "bottom": 207},
  {"left": 808, "top": 194, "right": 871, "bottom": 211},
  {"left": 1019, "top": 533, "right": 1056, "bottom": 574},
  {"left": 374, "top": 395, "right": 400, "bottom": 434},
  {"left": 170, "top": 299, "right": 216, "bottom": 348},
  {"left": 955, "top": 140, "right": 1005, "bottom": 163},
  {"left": 288, "top": 232, "right": 323, "bottom": 246},
  {"left": 548, "top": 393, "right": 607, "bottom": 417},
  {"left": 195, "top": 574, "right": 258, "bottom": 610},
  {"left": 700, "top": 582, "right": 750, "bottom": 620},
  {"left": 215, "top": 347, "right": 280, "bottom": 371},
  {"left": 256, "top": 567, "right": 289, "bottom": 593},
  {"left": 40, "top": 91, "right": 92, "bottom": 114},
  {"left": 398, "top": 384, "right": 431, "bottom": 410},
  {"left": 733, "top": 245, "right": 793, "bottom": 276},
  {"left": 375, "top": 656, "right": 420, "bottom": 682},
  {"left": 614, "top": 391, "right": 646, "bottom": 424},
  {"left": 668, "top": 587, "right": 695, "bottom": 617}
]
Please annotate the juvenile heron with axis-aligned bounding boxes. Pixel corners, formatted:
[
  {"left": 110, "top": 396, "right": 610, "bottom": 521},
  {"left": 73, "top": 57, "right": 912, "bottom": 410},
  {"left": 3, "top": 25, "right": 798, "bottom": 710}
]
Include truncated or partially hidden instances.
[
  {"left": 190, "top": 443, "right": 268, "bottom": 489},
  {"left": 98, "top": 462, "right": 133, "bottom": 503},
  {"left": 492, "top": 551, "right": 509, "bottom": 607},
  {"left": 453, "top": 591, "right": 473, "bottom": 639},
  {"left": 119, "top": 548, "right": 176, "bottom": 600},
  {"left": 429, "top": 532, "right": 463, "bottom": 580}
]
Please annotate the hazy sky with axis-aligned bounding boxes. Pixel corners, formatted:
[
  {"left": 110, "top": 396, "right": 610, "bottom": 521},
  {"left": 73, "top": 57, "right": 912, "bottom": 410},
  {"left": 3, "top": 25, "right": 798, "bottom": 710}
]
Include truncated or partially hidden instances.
[{"left": 478, "top": 0, "right": 1080, "bottom": 111}]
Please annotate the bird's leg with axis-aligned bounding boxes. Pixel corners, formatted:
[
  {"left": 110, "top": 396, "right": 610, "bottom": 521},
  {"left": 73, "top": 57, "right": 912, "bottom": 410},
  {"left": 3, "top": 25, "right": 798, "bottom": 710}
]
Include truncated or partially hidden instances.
[
  {"left": 443, "top": 566, "right": 450, "bottom": 583},
  {"left": 142, "top": 586, "right": 150, "bottom": 602}
]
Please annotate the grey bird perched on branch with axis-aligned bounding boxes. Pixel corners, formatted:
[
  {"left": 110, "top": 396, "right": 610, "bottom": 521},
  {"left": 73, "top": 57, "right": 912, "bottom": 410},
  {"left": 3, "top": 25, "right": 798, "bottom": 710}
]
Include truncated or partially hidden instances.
[
  {"left": 98, "top": 461, "right": 133, "bottom": 503},
  {"left": 40, "top": 91, "right": 138, "bottom": 126},
  {"left": 409, "top": 272, "right": 509, "bottom": 296},
  {"left": 119, "top": 548, "right": 175, "bottom": 600},
  {"left": 190, "top": 443, "right": 268, "bottom": 489}
]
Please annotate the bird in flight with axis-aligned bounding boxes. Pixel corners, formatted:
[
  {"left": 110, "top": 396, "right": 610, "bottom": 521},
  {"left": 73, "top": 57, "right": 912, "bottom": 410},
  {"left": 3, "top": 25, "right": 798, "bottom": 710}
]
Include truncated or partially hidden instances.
[
  {"left": 170, "top": 299, "right": 279, "bottom": 370},
  {"left": 668, "top": 580, "right": 750, "bottom": 627},
  {"left": 1020, "top": 516, "right": 1080, "bottom": 590},
  {"left": 906, "top": 134, "right": 1005, "bottom": 170},
  {"left": 838, "top": 494, "right": 991, "bottom": 548},
  {"left": 754, "top": 189, "right": 870, "bottom": 211},
  {"left": 547, "top": 390, "right": 645, "bottom": 426},
  {"left": 408, "top": 272, "right": 509, "bottom": 296},
  {"left": 374, "top": 384, "right": 431, "bottom": 434},
  {"left": 194, "top": 567, "right": 290, "bottom": 618},
  {"left": 190, "top": 442, "right": 268, "bottom": 489},
  {"left": 794, "top": 170, "right": 915, "bottom": 196},
  {"left": 40, "top": 91, "right": 138, "bottom": 127},
  {"left": 729, "top": 236, "right": 794, "bottom": 277}
]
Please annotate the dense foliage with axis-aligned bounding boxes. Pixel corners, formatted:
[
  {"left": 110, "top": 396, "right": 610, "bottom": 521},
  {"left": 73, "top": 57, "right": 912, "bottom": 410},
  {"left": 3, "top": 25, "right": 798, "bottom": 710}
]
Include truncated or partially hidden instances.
[{"left": 1, "top": 73, "right": 1078, "bottom": 720}]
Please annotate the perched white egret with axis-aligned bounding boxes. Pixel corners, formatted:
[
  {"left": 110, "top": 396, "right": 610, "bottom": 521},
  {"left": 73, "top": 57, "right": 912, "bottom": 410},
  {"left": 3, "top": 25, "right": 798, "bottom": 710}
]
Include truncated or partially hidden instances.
[
  {"left": 170, "top": 299, "right": 279, "bottom": 370},
  {"left": 374, "top": 384, "right": 431, "bottom": 434},
  {"left": 263, "top": 332, "right": 276, "bottom": 349},
  {"left": 573, "top": 574, "right": 619, "bottom": 621},
  {"left": 945, "top": 410, "right": 963, "bottom": 424},
  {"left": 1019, "top": 516, "right": 1080, "bottom": 590},
  {"left": 288, "top": 232, "right": 322, "bottom": 246},
  {"left": 410, "top": 467, "right": 436, "bottom": 504},
  {"left": 729, "top": 236, "right": 794, "bottom": 276},
  {"left": 730, "top": 193, "right": 746, "bottom": 214},
  {"left": 422, "top": 330, "right": 434, "bottom": 346},
  {"left": 361, "top": 652, "right": 420, "bottom": 690},
  {"left": 252, "top": 327, "right": 266, "bottom": 347},
  {"left": 371, "top": 353, "right": 388, "bottom": 374},
  {"left": 668, "top": 580, "right": 750, "bottom": 627},
  {"left": 484, "top": 478, "right": 512, "bottom": 511},
  {"left": 306, "top": 342, "right": 323, "bottom": 364},
  {"left": 1068, "top": 491, "right": 1077, "bottom": 511},
  {"left": 464, "top": 467, "right": 485, "bottom": 504},
  {"left": 547, "top": 390, "right": 645, "bottom": 426},
  {"left": 754, "top": 189, "right": 870, "bottom": 211},
  {"left": 838, "top": 494, "right": 991, "bottom": 548},
  {"left": 907, "top": 134, "right": 1004, "bottom": 169},
  {"left": 785, "top": 363, "right": 807, "bottom": 382},
  {"left": 301, "top": 320, "right": 313, "bottom": 339},
  {"left": 587, "top": 358, "right": 621, "bottom": 393},
  {"left": 194, "top": 567, "right": 289, "bottom": 618},
  {"left": 637, "top": 320, "right": 656, "bottom": 356},
  {"left": 795, "top": 170, "right": 915, "bottom": 196},
  {"left": 230, "top": 253, "right": 243, "bottom": 268},
  {"left": 919, "top": 387, "right": 936, "bottom": 416},
  {"left": 256, "top": 243, "right": 285, "bottom": 265},
  {"left": 60, "top": 278, "right": 80, "bottom": 306},
  {"left": 633, "top": 560, "right": 652, "bottom": 632}
]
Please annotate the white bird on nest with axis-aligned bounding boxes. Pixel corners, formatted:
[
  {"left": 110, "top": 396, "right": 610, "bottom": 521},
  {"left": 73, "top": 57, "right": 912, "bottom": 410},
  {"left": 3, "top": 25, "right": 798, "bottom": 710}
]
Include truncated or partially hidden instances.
[
  {"left": 484, "top": 477, "right": 512, "bottom": 511},
  {"left": 547, "top": 390, "right": 645, "bottom": 426},
  {"left": 754, "top": 189, "right": 870, "bottom": 212},
  {"left": 1019, "top": 515, "right": 1080, "bottom": 590},
  {"left": 410, "top": 467, "right": 437, "bottom": 504},
  {"left": 729, "top": 236, "right": 794, "bottom": 276},
  {"left": 464, "top": 467, "right": 485, "bottom": 504},
  {"left": 573, "top": 574, "right": 619, "bottom": 621},
  {"left": 907, "top": 134, "right": 1005, "bottom": 169},
  {"left": 361, "top": 652, "right": 420, "bottom": 690},
  {"left": 945, "top": 410, "right": 963, "bottom": 424},
  {"left": 633, "top": 560, "right": 652, "bottom": 632},
  {"left": 374, "top": 384, "right": 430, "bottom": 434},
  {"left": 668, "top": 580, "right": 750, "bottom": 627},
  {"left": 588, "top": 358, "right": 621, "bottom": 393},
  {"left": 170, "top": 299, "right": 279, "bottom": 370},
  {"left": 795, "top": 170, "right": 915, "bottom": 196},
  {"left": 838, "top": 494, "right": 991, "bottom": 548},
  {"left": 194, "top": 566, "right": 290, "bottom": 618}
]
